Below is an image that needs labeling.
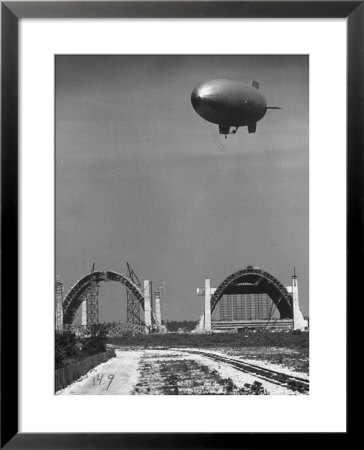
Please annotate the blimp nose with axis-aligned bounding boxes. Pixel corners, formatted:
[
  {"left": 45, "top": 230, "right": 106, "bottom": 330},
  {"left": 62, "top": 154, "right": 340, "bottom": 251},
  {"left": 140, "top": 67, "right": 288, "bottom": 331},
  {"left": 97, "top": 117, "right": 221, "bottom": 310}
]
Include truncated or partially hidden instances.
[
  {"left": 191, "top": 86, "right": 204, "bottom": 110},
  {"left": 191, "top": 84, "right": 214, "bottom": 114}
]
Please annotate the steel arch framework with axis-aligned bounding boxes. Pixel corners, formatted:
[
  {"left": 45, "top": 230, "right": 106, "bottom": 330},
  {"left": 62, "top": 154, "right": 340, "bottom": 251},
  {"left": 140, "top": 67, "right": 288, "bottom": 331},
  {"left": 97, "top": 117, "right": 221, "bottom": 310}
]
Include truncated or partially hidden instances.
[
  {"left": 62, "top": 271, "right": 145, "bottom": 325},
  {"left": 210, "top": 267, "right": 293, "bottom": 319}
]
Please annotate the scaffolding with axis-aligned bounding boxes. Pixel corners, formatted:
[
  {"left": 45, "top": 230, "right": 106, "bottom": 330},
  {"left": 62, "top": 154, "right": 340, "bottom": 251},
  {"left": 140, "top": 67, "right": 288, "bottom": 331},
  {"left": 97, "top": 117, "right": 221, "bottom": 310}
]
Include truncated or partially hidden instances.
[
  {"left": 86, "top": 282, "right": 100, "bottom": 325},
  {"left": 160, "top": 282, "right": 167, "bottom": 326},
  {"left": 55, "top": 275, "right": 64, "bottom": 331},
  {"left": 126, "top": 262, "right": 142, "bottom": 325}
]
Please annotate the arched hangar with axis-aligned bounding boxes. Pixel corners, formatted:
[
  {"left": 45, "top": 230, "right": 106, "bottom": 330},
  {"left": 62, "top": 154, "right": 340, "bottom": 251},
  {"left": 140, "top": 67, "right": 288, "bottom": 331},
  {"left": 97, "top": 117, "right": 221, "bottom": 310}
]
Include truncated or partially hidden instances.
[{"left": 202, "top": 266, "right": 306, "bottom": 331}]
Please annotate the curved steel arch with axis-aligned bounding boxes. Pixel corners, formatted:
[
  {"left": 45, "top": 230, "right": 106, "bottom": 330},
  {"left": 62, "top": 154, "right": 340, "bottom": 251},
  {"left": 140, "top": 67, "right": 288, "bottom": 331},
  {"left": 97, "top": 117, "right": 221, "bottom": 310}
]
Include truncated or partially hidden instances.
[
  {"left": 211, "top": 267, "right": 293, "bottom": 319},
  {"left": 63, "top": 271, "right": 144, "bottom": 325}
]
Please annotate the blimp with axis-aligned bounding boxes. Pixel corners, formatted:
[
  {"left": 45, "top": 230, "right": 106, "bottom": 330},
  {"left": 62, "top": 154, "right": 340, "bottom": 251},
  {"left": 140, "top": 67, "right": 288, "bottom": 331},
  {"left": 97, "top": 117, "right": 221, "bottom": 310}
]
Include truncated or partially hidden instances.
[{"left": 191, "top": 79, "right": 280, "bottom": 137}]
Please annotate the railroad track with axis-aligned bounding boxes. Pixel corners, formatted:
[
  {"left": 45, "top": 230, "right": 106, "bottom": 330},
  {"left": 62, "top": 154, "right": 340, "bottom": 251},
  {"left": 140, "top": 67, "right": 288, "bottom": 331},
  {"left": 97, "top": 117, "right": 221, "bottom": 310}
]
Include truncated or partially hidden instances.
[{"left": 184, "top": 349, "right": 309, "bottom": 393}]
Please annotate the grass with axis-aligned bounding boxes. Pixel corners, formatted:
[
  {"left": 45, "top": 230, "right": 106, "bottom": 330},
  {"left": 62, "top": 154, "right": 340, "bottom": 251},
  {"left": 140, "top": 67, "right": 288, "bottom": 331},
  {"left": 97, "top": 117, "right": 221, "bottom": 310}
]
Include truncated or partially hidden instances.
[
  {"left": 109, "top": 332, "right": 309, "bottom": 376},
  {"left": 131, "top": 352, "right": 270, "bottom": 395},
  {"left": 224, "top": 346, "right": 309, "bottom": 374}
]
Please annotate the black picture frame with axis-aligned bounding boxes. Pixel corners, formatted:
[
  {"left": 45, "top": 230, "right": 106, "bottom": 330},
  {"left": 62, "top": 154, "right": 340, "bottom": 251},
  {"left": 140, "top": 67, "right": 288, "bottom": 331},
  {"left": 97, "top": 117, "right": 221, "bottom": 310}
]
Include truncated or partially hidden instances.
[{"left": 1, "top": 1, "right": 360, "bottom": 448}]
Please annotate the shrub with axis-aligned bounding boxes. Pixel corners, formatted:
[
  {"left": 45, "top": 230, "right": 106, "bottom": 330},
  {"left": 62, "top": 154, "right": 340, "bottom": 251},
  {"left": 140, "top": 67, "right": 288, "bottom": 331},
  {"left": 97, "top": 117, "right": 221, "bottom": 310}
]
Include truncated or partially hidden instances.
[
  {"left": 224, "top": 378, "right": 235, "bottom": 394},
  {"left": 55, "top": 331, "right": 79, "bottom": 368},
  {"left": 287, "top": 379, "right": 306, "bottom": 393},
  {"left": 81, "top": 324, "right": 108, "bottom": 356}
]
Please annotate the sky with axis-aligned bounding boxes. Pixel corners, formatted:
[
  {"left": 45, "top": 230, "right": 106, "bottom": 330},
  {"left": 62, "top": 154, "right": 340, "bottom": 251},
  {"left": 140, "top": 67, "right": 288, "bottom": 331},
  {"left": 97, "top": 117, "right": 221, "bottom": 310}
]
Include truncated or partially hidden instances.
[{"left": 56, "top": 55, "right": 309, "bottom": 322}]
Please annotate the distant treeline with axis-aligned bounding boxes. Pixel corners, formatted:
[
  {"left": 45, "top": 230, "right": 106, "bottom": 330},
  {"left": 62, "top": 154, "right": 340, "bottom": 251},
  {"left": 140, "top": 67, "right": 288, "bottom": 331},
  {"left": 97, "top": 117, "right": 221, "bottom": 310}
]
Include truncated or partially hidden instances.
[
  {"left": 99, "top": 321, "right": 199, "bottom": 332},
  {"left": 166, "top": 320, "right": 198, "bottom": 332},
  {"left": 108, "top": 330, "right": 309, "bottom": 349}
]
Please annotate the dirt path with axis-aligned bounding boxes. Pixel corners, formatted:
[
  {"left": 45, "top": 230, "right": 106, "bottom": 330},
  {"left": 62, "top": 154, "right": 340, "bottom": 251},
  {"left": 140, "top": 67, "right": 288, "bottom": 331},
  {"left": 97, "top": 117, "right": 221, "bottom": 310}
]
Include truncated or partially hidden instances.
[
  {"left": 58, "top": 348, "right": 307, "bottom": 395},
  {"left": 57, "top": 350, "right": 141, "bottom": 395}
]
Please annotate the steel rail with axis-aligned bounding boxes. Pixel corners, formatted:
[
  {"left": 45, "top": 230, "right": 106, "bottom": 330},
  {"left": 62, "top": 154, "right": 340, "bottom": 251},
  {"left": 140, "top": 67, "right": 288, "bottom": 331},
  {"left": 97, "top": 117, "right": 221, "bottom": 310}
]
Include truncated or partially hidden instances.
[{"left": 184, "top": 349, "right": 309, "bottom": 393}]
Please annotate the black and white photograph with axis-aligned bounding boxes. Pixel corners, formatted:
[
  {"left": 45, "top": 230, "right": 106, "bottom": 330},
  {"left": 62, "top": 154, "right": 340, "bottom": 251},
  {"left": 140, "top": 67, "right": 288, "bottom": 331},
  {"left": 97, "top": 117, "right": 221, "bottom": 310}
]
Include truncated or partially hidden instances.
[{"left": 55, "top": 55, "right": 309, "bottom": 396}]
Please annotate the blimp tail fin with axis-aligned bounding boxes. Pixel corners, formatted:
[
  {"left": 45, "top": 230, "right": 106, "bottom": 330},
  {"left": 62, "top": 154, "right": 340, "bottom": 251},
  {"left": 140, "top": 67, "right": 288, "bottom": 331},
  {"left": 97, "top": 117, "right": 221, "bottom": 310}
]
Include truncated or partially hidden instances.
[{"left": 251, "top": 80, "right": 259, "bottom": 90}]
